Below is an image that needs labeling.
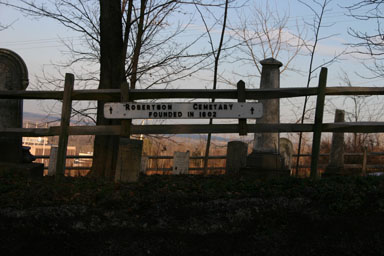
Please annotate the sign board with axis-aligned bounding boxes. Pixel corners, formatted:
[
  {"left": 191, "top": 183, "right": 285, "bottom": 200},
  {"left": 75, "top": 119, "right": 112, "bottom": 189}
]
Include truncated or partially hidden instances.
[{"left": 104, "top": 102, "right": 263, "bottom": 119}]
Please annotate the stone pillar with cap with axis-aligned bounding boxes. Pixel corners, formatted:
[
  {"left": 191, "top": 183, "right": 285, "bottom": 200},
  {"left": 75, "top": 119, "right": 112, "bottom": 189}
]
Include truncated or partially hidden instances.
[
  {"left": 245, "top": 58, "right": 289, "bottom": 177},
  {"left": 0, "top": 48, "right": 29, "bottom": 163},
  {"left": 253, "top": 58, "right": 282, "bottom": 153}
]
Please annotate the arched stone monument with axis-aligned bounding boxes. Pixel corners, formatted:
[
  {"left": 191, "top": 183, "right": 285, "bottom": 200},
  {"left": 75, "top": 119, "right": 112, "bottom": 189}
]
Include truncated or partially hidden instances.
[{"left": 0, "top": 48, "right": 29, "bottom": 163}]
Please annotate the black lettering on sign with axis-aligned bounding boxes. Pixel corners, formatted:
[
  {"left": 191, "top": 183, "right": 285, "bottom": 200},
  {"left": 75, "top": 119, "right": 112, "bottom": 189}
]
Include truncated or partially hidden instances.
[{"left": 199, "top": 111, "right": 217, "bottom": 118}]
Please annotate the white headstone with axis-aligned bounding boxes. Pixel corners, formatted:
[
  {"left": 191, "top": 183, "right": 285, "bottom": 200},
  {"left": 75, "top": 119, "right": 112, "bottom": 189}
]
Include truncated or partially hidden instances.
[
  {"left": 279, "top": 138, "right": 293, "bottom": 171},
  {"left": 172, "top": 151, "right": 190, "bottom": 175}
]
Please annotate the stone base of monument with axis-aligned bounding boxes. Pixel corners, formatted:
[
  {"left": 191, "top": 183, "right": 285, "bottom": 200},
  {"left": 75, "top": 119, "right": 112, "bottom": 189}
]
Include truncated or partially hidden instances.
[
  {"left": 322, "top": 166, "right": 344, "bottom": 177},
  {"left": 323, "top": 166, "right": 363, "bottom": 177},
  {"left": 0, "top": 162, "right": 44, "bottom": 178},
  {"left": 243, "top": 152, "right": 291, "bottom": 179}
]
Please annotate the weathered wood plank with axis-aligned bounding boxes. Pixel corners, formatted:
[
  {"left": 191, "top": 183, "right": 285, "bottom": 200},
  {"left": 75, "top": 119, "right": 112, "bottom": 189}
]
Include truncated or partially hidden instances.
[
  {"left": 55, "top": 73, "right": 74, "bottom": 179},
  {"left": 325, "top": 87, "right": 384, "bottom": 96},
  {"left": 130, "top": 123, "right": 315, "bottom": 134},
  {"left": 3, "top": 122, "right": 384, "bottom": 136},
  {"left": 0, "top": 89, "right": 120, "bottom": 100},
  {"left": 237, "top": 80, "right": 247, "bottom": 135},
  {"left": 1, "top": 86, "right": 383, "bottom": 101},
  {"left": 322, "top": 122, "right": 384, "bottom": 132}
]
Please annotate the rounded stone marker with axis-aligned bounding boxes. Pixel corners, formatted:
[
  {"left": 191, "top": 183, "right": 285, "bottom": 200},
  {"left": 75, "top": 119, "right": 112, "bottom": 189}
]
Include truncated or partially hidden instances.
[{"left": 0, "top": 48, "right": 29, "bottom": 163}]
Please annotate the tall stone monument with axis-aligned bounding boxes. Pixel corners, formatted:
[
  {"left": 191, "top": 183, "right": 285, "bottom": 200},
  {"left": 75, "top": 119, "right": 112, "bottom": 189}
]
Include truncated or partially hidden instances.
[
  {"left": 253, "top": 58, "right": 282, "bottom": 153},
  {"left": 246, "top": 58, "right": 288, "bottom": 176},
  {"left": 0, "top": 48, "right": 29, "bottom": 163}
]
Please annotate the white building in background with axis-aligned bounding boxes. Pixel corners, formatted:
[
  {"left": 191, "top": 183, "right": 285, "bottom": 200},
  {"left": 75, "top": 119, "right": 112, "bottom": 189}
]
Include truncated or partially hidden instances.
[{"left": 22, "top": 136, "right": 77, "bottom": 175}]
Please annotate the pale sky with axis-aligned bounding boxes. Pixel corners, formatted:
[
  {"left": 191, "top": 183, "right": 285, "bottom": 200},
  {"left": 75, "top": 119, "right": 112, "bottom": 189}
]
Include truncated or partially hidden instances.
[{"left": 0, "top": 0, "right": 382, "bottom": 124}]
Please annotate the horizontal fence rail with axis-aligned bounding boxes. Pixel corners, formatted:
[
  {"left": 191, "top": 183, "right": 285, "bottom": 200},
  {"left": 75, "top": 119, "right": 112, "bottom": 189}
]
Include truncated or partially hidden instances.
[
  {"left": 32, "top": 153, "right": 384, "bottom": 173},
  {"left": 2, "top": 86, "right": 384, "bottom": 100},
  {"left": 3, "top": 122, "right": 384, "bottom": 137}
]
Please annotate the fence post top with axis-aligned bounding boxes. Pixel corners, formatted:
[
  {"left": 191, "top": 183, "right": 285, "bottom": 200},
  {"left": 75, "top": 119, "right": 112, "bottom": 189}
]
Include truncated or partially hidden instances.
[
  {"left": 260, "top": 58, "right": 283, "bottom": 68},
  {"left": 237, "top": 80, "right": 245, "bottom": 87}
]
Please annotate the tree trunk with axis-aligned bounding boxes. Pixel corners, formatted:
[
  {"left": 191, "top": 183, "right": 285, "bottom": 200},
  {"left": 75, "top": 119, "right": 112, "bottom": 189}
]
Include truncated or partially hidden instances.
[{"left": 91, "top": 0, "right": 125, "bottom": 180}]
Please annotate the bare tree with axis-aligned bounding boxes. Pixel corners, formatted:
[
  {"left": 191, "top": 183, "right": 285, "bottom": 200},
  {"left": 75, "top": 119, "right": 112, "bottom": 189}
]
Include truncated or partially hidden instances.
[
  {"left": 0, "top": 0, "right": 220, "bottom": 179},
  {"left": 0, "top": 18, "right": 14, "bottom": 31},
  {"left": 294, "top": 0, "right": 345, "bottom": 176},
  {"left": 193, "top": 0, "right": 230, "bottom": 174},
  {"left": 0, "top": 23, "right": 8, "bottom": 31},
  {"left": 230, "top": 1, "right": 304, "bottom": 80},
  {"left": 345, "top": 1, "right": 384, "bottom": 78},
  {"left": 337, "top": 70, "right": 384, "bottom": 151}
]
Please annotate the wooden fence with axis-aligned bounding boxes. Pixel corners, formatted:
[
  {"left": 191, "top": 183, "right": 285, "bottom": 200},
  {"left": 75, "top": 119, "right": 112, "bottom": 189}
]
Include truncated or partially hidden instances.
[
  {"left": 2, "top": 67, "right": 384, "bottom": 178},
  {"left": 32, "top": 151, "right": 384, "bottom": 176}
]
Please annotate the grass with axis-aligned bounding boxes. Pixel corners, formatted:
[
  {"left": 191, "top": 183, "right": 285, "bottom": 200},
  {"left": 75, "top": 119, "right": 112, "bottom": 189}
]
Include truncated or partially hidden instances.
[{"left": 1, "top": 172, "right": 384, "bottom": 255}]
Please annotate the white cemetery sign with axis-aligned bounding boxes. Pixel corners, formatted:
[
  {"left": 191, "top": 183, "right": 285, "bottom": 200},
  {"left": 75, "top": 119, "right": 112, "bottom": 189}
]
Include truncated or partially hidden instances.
[{"left": 104, "top": 102, "right": 263, "bottom": 119}]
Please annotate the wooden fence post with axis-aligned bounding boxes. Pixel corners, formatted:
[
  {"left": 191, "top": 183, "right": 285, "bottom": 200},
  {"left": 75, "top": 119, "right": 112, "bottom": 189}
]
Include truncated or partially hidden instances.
[
  {"left": 115, "top": 81, "right": 143, "bottom": 183},
  {"left": 310, "top": 67, "right": 328, "bottom": 179},
  {"left": 362, "top": 147, "right": 367, "bottom": 176},
  {"left": 55, "top": 73, "right": 74, "bottom": 179},
  {"left": 120, "top": 81, "right": 131, "bottom": 137},
  {"left": 237, "top": 80, "right": 247, "bottom": 136}
]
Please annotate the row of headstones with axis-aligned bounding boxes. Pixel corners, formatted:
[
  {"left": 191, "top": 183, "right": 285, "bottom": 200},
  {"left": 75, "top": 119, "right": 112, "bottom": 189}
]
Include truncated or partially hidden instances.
[
  {"left": 140, "top": 151, "right": 190, "bottom": 175},
  {"left": 47, "top": 150, "right": 194, "bottom": 176}
]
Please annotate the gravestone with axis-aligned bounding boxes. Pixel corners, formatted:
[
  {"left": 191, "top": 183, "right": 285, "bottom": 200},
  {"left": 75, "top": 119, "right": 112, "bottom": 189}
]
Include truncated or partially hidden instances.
[
  {"left": 173, "top": 151, "right": 189, "bottom": 175},
  {"left": 115, "top": 138, "right": 143, "bottom": 182},
  {"left": 140, "top": 155, "right": 148, "bottom": 174},
  {"left": 225, "top": 141, "right": 248, "bottom": 175},
  {"left": 0, "top": 49, "right": 29, "bottom": 163},
  {"left": 279, "top": 138, "right": 293, "bottom": 172}
]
